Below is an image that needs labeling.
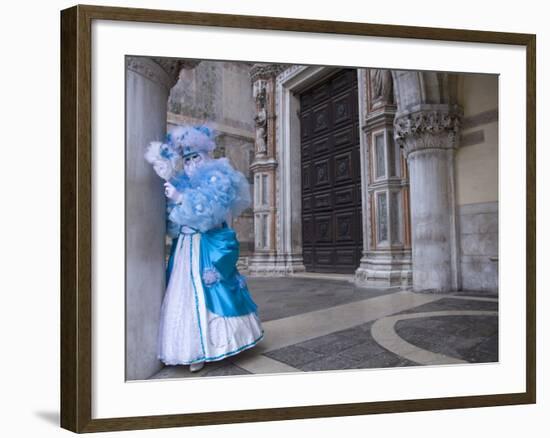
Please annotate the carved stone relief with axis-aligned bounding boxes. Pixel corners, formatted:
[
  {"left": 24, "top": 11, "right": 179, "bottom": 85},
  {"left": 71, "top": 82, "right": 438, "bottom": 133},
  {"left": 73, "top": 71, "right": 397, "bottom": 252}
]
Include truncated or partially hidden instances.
[{"left": 394, "top": 108, "right": 462, "bottom": 157}]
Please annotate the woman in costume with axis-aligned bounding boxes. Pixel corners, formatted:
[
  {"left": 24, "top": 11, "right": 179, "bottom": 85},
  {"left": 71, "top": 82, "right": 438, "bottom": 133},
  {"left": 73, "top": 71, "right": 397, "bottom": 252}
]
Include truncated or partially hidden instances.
[{"left": 145, "top": 125, "right": 264, "bottom": 373}]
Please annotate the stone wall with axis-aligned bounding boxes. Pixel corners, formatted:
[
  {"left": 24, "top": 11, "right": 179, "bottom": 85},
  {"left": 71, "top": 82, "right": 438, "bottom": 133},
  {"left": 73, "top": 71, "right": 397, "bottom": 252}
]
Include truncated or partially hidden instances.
[
  {"left": 458, "top": 202, "right": 498, "bottom": 292},
  {"left": 217, "top": 133, "right": 255, "bottom": 258},
  {"left": 455, "top": 73, "right": 499, "bottom": 292},
  {"left": 167, "top": 61, "right": 256, "bottom": 261},
  {"left": 456, "top": 73, "right": 499, "bottom": 205}
]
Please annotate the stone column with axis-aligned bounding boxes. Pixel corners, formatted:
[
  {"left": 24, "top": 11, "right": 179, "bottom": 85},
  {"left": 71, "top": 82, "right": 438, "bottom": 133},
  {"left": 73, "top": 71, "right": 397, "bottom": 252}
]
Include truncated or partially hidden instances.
[
  {"left": 125, "top": 56, "right": 183, "bottom": 380},
  {"left": 395, "top": 107, "right": 462, "bottom": 292},
  {"left": 248, "top": 64, "right": 288, "bottom": 275},
  {"left": 355, "top": 69, "right": 412, "bottom": 289}
]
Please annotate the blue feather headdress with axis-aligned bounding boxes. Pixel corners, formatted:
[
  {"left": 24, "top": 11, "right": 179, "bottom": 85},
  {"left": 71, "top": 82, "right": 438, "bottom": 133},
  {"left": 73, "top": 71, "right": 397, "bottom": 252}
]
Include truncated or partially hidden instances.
[
  {"left": 165, "top": 125, "right": 216, "bottom": 158},
  {"left": 168, "top": 157, "right": 252, "bottom": 232}
]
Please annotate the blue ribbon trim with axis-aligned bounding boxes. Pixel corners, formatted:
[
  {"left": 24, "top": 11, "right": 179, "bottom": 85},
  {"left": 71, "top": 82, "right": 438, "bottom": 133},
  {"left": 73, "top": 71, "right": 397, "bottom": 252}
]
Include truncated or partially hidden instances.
[{"left": 189, "top": 235, "right": 207, "bottom": 358}]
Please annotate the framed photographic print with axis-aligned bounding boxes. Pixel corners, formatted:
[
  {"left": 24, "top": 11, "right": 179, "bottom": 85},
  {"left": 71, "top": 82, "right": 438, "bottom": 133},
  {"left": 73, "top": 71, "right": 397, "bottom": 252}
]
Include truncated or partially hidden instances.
[{"left": 60, "top": 4, "right": 536, "bottom": 433}]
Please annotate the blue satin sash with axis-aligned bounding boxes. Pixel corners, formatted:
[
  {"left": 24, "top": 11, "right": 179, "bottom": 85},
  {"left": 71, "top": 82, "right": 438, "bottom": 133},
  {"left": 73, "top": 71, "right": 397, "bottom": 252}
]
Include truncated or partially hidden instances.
[
  {"left": 199, "top": 226, "right": 258, "bottom": 317},
  {"left": 164, "top": 225, "right": 258, "bottom": 317}
]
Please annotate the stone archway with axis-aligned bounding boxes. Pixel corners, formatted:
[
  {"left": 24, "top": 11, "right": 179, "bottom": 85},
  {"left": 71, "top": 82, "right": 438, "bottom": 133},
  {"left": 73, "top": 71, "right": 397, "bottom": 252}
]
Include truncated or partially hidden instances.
[{"left": 247, "top": 65, "right": 464, "bottom": 293}]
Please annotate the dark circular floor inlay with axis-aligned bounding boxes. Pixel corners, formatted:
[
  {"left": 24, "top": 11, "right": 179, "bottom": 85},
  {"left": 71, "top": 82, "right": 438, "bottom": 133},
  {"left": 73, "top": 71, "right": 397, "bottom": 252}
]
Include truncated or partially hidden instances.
[{"left": 395, "top": 315, "right": 498, "bottom": 363}]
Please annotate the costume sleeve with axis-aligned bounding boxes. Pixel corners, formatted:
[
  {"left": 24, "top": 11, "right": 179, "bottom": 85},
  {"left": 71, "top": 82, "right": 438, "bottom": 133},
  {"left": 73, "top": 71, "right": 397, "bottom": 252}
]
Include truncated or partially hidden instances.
[
  {"left": 169, "top": 171, "right": 191, "bottom": 192},
  {"left": 168, "top": 159, "right": 251, "bottom": 233}
]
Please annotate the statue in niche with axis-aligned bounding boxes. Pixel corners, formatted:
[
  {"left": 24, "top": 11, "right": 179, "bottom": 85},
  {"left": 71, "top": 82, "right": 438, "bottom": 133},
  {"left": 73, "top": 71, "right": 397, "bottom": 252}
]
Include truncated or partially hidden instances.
[
  {"left": 370, "top": 69, "right": 394, "bottom": 106},
  {"left": 253, "top": 80, "right": 268, "bottom": 156}
]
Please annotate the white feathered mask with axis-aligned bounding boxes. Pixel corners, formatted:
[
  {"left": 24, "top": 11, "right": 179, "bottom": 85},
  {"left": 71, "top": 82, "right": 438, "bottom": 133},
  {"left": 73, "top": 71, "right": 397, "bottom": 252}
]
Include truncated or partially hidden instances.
[
  {"left": 144, "top": 141, "right": 182, "bottom": 181},
  {"left": 144, "top": 125, "right": 216, "bottom": 181}
]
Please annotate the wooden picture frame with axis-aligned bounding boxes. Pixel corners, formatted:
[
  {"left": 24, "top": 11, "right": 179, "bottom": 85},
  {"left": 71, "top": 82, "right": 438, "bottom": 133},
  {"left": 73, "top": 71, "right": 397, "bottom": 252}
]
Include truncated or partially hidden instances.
[{"left": 60, "top": 4, "right": 536, "bottom": 433}]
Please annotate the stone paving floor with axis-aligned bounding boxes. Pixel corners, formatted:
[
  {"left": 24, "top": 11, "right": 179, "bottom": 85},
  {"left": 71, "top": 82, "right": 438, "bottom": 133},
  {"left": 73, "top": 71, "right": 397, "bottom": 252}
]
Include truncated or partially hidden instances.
[
  {"left": 149, "top": 277, "right": 498, "bottom": 380},
  {"left": 250, "top": 276, "right": 393, "bottom": 322}
]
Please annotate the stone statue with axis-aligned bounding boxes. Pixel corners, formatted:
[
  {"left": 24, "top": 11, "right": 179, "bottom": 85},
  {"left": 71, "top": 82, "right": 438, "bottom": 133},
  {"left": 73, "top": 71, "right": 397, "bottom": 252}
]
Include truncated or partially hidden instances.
[
  {"left": 370, "top": 69, "right": 393, "bottom": 105},
  {"left": 253, "top": 81, "right": 268, "bottom": 155}
]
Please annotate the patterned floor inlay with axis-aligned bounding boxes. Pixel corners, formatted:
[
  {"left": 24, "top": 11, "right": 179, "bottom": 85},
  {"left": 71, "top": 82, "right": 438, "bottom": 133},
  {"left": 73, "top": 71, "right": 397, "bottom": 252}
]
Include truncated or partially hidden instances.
[
  {"left": 394, "top": 314, "right": 498, "bottom": 363},
  {"left": 263, "top": 318, "right": 421, "bottom": 372},
  {"left": 371, "top": 310, "right": 498, "bottom": 365},
  {"left": 149, "top": 280, "right": 499, "bottom": 379}
]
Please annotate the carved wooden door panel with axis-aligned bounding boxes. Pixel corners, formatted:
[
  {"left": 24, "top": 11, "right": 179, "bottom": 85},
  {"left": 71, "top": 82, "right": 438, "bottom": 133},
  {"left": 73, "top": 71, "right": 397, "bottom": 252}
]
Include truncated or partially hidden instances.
[{"left": 300, "top": 69, "right": 362, "bottom": 273}]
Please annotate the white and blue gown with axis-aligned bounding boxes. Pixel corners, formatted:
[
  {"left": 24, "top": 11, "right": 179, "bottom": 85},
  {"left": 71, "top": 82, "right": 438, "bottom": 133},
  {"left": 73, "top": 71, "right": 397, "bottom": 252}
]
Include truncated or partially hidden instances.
[{"left": 156, "top": 159, "right": 264, "bottom": 366}]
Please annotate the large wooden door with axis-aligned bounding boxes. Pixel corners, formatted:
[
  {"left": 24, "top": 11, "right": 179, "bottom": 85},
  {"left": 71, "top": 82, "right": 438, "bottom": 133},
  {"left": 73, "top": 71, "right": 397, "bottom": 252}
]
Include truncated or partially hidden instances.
[{"left": 300, "top": 69, "right": 362, "bottom": 273}]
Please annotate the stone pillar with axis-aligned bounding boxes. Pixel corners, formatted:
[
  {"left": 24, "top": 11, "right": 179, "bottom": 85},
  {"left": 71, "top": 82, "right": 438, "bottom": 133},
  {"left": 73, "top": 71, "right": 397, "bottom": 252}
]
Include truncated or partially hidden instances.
[
  {"left": 395, "top": 107, "right": 462, "bottom": 292},
  {"left": 248, "top": 64, "right": 289, "bottom": 275},
  {"left": 355, "top": 69, "right": 413, "bottom": 288},
  {"left": 125, "top": 56, "right": 182, "bottom": 380}
]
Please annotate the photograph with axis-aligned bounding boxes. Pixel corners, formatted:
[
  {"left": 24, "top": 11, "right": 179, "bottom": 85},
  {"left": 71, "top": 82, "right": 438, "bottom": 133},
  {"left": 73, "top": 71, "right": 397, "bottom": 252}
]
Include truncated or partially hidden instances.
[
  {"left": 59, "top": 3, "right": 536, "bottom": 432},
  {"left": 1, "top": 3, "right": 544, "bottom": 438},
  {"left": 125, "top": 57, "right": 500, "bottom": 381}
]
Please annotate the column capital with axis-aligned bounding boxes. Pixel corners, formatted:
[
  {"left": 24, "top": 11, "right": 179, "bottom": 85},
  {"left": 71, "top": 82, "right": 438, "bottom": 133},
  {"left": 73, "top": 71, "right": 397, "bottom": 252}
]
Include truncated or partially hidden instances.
[
  {"left": 126, "top": 57, "right": 198, "bottom": 91},
  {"left": 394, "top": 106, "right": 463, "bottom": 157},
  {"left": 249, "top": 63, "right": 289, "bottom": 83}
]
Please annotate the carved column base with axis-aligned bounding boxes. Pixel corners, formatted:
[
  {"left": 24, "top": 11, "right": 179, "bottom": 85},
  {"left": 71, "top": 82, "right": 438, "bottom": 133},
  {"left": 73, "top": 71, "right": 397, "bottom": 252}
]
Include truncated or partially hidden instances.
[
  {"left": 354, "top": 250, "right": 412, "bottom": 289},
  {"left": 248, "top": 253, "right": 306, "bottom": 277},
  {"left": 237, "top": 256, "right": 250, "bottom": 275}
]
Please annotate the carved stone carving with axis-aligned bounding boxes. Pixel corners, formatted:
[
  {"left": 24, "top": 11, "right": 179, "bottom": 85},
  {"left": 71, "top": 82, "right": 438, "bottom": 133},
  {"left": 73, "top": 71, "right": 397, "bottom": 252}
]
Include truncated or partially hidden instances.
[
  {"left": 394, "top": 109, "right": 462, "bottom": 157},
  {"left": 250, "top": 63, "right": 289, "bottom": 82},
  {"left": 253, "top": 80, "right": 268, "bottom": 156},
  {"left": 370, "top": 69, "right": 394, "bottom": 105},
  {"left": 126, "top": 57, "right": 199, "bottom": 91},
  {"left": 152, "top": 57, "right": 198, "bottom": 82}
]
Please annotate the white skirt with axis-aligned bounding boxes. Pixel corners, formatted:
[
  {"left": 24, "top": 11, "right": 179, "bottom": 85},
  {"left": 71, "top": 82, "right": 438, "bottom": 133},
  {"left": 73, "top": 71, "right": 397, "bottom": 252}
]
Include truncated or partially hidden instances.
[{"left": 157, "top": 230, "right": 264, "bottom": 365}]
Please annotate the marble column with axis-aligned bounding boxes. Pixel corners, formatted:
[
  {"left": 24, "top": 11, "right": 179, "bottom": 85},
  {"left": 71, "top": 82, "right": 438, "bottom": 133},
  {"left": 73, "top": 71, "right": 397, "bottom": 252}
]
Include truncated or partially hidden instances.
[
  {"left": 395, "top": 107, "right": 462, "bottom": 292},
  {"left": 355, "top": 69, "right": 413, "bottom": 288},
  {"left": 125, "top": 56, "right": 183, "bottom": 380}
]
